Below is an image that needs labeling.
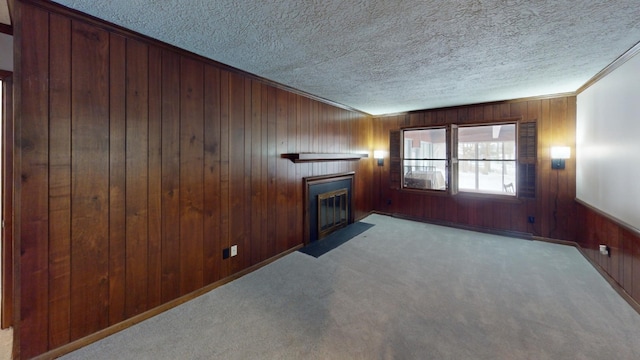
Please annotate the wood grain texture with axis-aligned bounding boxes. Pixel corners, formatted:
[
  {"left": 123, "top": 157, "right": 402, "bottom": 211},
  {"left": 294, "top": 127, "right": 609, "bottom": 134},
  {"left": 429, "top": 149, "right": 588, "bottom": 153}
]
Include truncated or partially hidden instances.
[
  {"left": 69, "top": 19, "right": 110, "bottom": 340},
  {"left": 108, "top": 33, "right": 127, "bottom": 325},
  {"left": 203, "top": 65, "right": 222, "bottom": 285},
  {"left": 373, "top": 96, "right": 577, "bottom": 240},
  {"left": 179, "top": 56, "right": 204, "bottom": 295},
  {"left": 125, "top": 38, "right": 150, "bottom": 317},
  {"left": 147, "top": 45, "right": 163, "bottom": 309},
  {"left": 48, "top": 13, "right": 71, "bottom": 348},
  {"left": 160, "top": 50, "right": 181, "bottom": 303},
  {"left": 576, "top": 201, "right": 640, "bottom": 310},
  {"left": 1, "top": 74, "right": 13, "bottom": 331},
  {"left": 18, "top": 5, "right": 50, "bottom": 358},
  {"left": 228, "top": 72, "right": 246, "bottom": 275},
  {"left": 15, "top": 2, "right": 372, "bottom": 357}
]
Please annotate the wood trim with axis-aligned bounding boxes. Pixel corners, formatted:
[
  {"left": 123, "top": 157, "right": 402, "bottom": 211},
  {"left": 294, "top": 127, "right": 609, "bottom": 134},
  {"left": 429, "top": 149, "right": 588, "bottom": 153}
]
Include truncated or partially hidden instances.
[
  {"left": 282, "top": 153, "right": 368, "bottom": 163},
  {"left": 398, "top": 117, "right": 524, "bottom": 130},
  {"left": 575, "top": 198, "right": 640, "bottom": 237},
  {"left": 0, "top": 23, "right": 12, "bottom": 35},
  {"left": 373, "top": 213, "right": 640, "bottom": 317},
  {"left": 533, "top": 235, "right": 640, "bottom": 316},
  {"left": 374, "top": 93, "right": 577, "bottom": 118},
  {"left": 0, "top": 71, "right": 11, "bottom": 79},
  {"left": 11, "top": 0, "right": 21, "bottom": 356},
  {"left": 31, "top": 244, "right": 303, "bottom": 360},
  {"left": 577, "top": 40, "right": 640, "bottom": 94},
  {"left": 1, "top": 75, "right": 13, "bottom": 330},
  {"left": 373, "top": 211, "right": 534, "bottom": 241},
  {"left": 18, "top": 0, "right": 370, "bottom": 116}
]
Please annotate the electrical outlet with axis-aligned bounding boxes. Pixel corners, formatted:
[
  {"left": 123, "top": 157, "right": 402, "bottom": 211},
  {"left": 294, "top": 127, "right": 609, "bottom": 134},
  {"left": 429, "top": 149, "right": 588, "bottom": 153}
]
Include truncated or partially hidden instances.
[
  {"left": 222, "top": 248, "right": 230, "bottom": 259},
  {"left": 528, "top": 216, "right": 535, "bottom": 224},
  {"left": 599, "top": 244, "right": 609, "bottom": 256},
  {"left": 230, "top": 245, "right": 238, "bottom": 257}
]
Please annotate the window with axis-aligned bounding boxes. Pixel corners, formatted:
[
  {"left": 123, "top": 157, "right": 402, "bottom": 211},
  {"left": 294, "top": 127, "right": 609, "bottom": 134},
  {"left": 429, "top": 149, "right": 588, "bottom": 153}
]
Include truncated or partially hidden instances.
[
  {"left": 457, "top": 124, "right": 516, "bottom": 195},
  {"left": 402, "top": 128, "right": 448, "bottom": 190},
  {"left": 398, "top": 122, "right": 521, "bottom": 196}
]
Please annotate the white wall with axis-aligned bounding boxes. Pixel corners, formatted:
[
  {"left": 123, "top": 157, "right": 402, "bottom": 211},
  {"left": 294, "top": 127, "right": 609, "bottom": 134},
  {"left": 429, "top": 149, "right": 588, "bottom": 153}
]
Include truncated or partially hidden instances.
[
  {"left": 576, "top": 50, "right": 640, "bottom": 230},
  {"left": 0, "top": 32, "right": 12, "bottom": 71}
]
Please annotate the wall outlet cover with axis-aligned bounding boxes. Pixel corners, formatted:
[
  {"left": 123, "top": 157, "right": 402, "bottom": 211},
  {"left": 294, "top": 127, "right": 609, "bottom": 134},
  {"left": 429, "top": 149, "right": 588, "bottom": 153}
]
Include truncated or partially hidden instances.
[
  {"left": 222, "top": 248, "right": 230, "bottom": 259},
  {"left": 231, "top": 245, "right": 238, "bottom": 257}
]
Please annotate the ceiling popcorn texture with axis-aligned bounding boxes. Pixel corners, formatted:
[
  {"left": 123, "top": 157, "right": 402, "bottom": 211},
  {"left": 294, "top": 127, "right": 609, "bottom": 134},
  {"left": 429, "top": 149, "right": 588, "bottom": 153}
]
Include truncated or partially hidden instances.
[{"left": 53, "top": 0, "right": 640, "bottom": 115}]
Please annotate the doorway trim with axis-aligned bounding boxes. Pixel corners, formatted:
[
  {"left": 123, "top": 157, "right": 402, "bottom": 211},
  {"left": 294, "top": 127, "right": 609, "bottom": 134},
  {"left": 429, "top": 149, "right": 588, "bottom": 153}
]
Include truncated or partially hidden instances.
[{"left": 1, "top": 71, "right": 13, "bottom": 329}]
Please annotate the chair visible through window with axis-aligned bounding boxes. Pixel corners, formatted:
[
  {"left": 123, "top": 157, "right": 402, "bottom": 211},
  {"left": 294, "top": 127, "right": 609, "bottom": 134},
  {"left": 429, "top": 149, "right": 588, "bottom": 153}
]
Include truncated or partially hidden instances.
[{"left": 503, "top": 182, "right": 515, "bottom": 193}]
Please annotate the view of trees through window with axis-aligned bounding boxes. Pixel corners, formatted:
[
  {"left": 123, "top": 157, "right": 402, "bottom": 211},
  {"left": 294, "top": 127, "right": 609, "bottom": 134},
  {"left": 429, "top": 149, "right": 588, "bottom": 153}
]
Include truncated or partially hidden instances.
[
  {"left": 401, "top": 123, "right": 517, "bottom": 195},
  {"left": 458, "top": 124, "right": 516, "bottom": 195}
]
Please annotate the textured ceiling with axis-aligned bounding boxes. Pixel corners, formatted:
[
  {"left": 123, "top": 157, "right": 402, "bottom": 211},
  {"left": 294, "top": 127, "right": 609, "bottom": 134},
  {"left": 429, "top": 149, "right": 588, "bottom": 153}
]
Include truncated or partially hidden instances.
[{"left": 52, "top": 0, "right": 640, "bottom": 115}]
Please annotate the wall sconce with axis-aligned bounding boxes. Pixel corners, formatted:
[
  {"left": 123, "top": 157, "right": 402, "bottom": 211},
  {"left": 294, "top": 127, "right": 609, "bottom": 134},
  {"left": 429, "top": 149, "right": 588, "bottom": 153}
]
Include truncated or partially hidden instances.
[
  {"left": 373, "top": 150, "right": 385, "bottom": 166},
  {"left": 550, "top": 146, "right": 570, "bottom": 170}
]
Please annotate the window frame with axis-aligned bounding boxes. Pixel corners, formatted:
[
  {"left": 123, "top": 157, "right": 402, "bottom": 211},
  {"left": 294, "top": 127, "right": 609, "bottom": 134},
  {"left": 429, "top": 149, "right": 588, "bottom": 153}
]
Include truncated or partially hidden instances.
[
  {"left": 397, "top": 120, "right": 525, "bottom": 199},
  {"left": 400, "top": 126, "right": 450, "bottom": 192},
  {"left": 455, "top": 121, "right": 518, "bottom": 197}
]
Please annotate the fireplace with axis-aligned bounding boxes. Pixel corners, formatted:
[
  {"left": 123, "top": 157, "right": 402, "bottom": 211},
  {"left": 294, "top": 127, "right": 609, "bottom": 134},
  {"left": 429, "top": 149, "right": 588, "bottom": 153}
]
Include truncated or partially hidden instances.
[
  {"left": 304, "top": 172, "right": 355, "bottom": 243},
  {"left": 318, "top": 188, "right": 349, "bottom": 239}
]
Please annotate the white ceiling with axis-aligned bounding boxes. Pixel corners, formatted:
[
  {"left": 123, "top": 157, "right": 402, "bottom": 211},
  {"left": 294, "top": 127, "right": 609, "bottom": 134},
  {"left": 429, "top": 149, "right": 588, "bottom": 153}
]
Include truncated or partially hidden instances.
[{"left": 52, "top": 1, "right": 640, "bottom": 115}]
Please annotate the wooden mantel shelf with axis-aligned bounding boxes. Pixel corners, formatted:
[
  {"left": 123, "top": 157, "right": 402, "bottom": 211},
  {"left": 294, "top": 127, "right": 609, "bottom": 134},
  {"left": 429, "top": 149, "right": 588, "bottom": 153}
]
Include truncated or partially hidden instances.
[{"left": 281, "top": 153, "right": 369, "bottom": 163}]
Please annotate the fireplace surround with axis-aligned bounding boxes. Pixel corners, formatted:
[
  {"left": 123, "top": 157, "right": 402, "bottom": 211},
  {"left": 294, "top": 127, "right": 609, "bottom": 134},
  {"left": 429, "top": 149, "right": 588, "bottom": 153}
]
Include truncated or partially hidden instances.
[{"left": 303, "top": 172, "right": 355, "bottom": 244}]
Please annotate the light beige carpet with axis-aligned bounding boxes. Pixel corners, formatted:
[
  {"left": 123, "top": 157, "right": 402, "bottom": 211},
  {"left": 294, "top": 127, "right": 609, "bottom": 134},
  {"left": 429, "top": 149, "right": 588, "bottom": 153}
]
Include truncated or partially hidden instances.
[{"left": 61, "top": 214, "right": 640, "bottom": 359}]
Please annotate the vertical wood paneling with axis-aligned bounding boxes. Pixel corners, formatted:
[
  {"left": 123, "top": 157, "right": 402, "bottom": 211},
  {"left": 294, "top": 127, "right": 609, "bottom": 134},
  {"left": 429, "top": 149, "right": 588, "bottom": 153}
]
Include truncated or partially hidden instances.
[
  {"left": 631, "top": 233, "right": 640, "bottom": 301},
  {"left": 538, "top": 99, "right": 551, "bottom": 237},
  {"left": 108, "top": 33, "right": 127, "bottom": 325},
  {"left": 576, "top": 203, "right": 640, "bottom": 308},
  {"left": 242, "top": 78, "right": 252, "bottom": 269},
  {"left": 1, "top": 75, "right": 14, "bottom": 331},
  {"left": 287, "top": 92, "right": 298, "bottom": 249},
  {"left": 179, "top": 56, "right": 205, "bottom": 294},
  {"left": 160, "top": 50, "right": 181, "bottom": 303},
  {"left": 373, "top": 96, "right": 576, "bottom": 241},
  {"left": 69, "top": 20, "right": 110, "bottom": 340},
  {"left": 266, "top": 85, "right": 278, "bottom": 259},
  {"left": 147, "top": 46, "right": 163, "bottom": 309},
  {"left": 125, "top": 38, "right": 149, "bottom": 317},
  {"left": 16, "top": 3, "right": 374, "bottom": 356},
  {"left": 621, "top": 229, "right": 635, "bottom": 295},
  {"left": 275, "top": 89, "right": 289, "bottom": 254},
  {"left": 250, "top": 80, "right": 263, "bottom": 266},
  {"left": 19, "top": 6, "right": 50, "bottom": 358},
  {"left": 228, "top": 72, "right": 245, "bottom": 275},
  {"left": 219, "top": 70, "right": 231, "bottom": 279},
  {"left": 48, "top": 12, "right": 71, "bottom": 348},
  {"left": 203, "top": 65, "right": 221, "bottom": 284},
  {"left": 295, "top": 96, "right": 304, "bottom": 247},
  {"left": 259, "top": 83, "right": 270, "bottom": 262}
]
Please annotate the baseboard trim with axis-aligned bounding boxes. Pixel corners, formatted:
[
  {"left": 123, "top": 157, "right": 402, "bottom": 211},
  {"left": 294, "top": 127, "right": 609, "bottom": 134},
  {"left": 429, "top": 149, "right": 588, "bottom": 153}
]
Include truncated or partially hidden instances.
[
  {"left": 531, "top": 235, "right": 577, "bottom": 247},
  {"left": 34, "top": 244, "right": 303, "bottom": 360},
  {"left": 372, "top": 211, "right": 534, "bottom": 241},
  {"left": 370, "top": 212, "right": 640, "bottom": 316},
  {"left": 533, "top": 236, "right": 640, "bottom": 316}
]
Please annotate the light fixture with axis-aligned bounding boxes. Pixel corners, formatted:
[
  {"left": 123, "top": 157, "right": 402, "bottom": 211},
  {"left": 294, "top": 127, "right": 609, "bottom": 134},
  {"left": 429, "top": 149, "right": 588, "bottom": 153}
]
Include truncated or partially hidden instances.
[
  {"left": 373, "top": 150, "right": 385, "bottom": 166},
  {"left": 550, "top": 146, "right": 570, "bottom": 169}
]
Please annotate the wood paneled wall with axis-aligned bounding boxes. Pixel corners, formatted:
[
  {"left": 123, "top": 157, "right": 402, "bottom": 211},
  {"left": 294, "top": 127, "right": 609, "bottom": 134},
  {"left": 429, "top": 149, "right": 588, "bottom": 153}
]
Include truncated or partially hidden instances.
[
  {"left": 372, "top": 97, "right": 577, "bottom": 240},
  {"left": 576, "top": 202, "right": 640, "bottom": 307},
  {"left": 14, "top": 2, "right": 372, "bottom": 358}
]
